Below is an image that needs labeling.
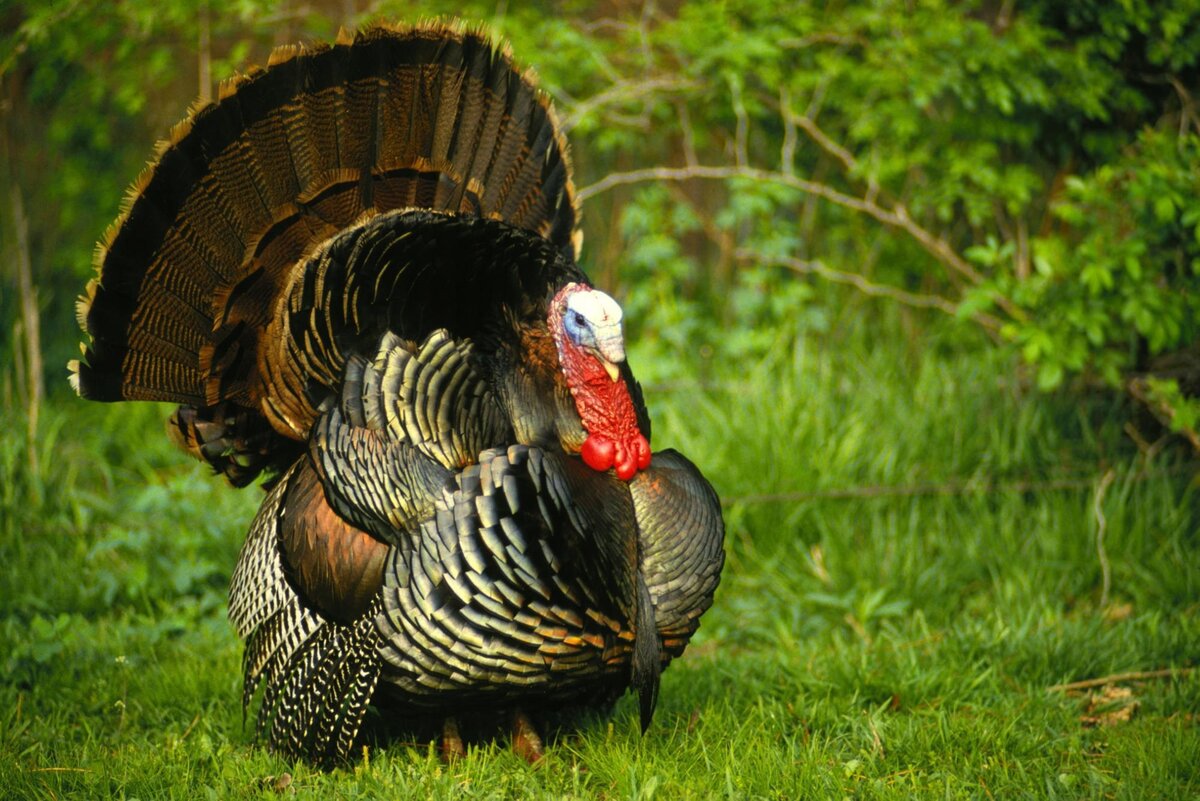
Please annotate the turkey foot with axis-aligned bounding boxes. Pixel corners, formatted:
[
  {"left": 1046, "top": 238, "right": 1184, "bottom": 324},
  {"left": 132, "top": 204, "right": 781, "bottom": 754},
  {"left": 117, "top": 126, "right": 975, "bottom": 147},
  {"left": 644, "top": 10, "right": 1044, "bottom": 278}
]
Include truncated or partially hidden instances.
[
  {"left": 440, "top": 716, "right": 465, "bottom": 763},
  {"left": 510, "top": 709, "right": 544, "bottom": 764}
]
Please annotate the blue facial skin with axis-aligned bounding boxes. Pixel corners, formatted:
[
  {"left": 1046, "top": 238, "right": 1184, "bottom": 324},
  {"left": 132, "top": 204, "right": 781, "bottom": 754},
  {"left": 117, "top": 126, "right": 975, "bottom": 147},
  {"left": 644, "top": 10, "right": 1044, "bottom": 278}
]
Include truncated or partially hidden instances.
[{"left": 564, "top": 310, "right": 597, "bottom": 349}]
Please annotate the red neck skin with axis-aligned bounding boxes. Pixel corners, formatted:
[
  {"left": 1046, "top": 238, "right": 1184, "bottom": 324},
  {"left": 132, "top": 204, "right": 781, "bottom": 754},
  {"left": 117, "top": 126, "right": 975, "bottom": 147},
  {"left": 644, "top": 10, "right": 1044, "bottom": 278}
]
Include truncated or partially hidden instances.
[{"left": 550, "top": 289, "right": 651, "bottom": 481}]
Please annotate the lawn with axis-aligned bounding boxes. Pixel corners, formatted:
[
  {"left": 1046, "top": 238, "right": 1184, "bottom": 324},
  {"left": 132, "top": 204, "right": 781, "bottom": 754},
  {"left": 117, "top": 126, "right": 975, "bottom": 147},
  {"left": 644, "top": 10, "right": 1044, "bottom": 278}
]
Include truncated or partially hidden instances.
[{"left": 2, "top": 325, "right": 1197, "bottom": 799}]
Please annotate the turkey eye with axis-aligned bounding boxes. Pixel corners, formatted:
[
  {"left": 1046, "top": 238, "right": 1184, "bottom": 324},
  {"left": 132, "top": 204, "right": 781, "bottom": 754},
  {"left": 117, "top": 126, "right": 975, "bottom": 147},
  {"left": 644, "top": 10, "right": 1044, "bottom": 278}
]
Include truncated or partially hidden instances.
[{"left": 572, "top": 312, "right": 586, "bottom": 328}]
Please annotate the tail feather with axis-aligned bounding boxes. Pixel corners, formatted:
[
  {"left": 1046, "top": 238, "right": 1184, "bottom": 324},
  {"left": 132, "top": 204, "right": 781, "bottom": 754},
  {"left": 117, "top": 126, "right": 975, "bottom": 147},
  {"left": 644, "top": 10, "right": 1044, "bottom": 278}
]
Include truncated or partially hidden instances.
[
  {"left": 74, "top": 23, "right": 578, "bottom": 460},
  {"left": 167, "top": 403, "right": 299, "bottom": 487},
  {"left": 630, "top": 574, "right": 662, "bottom": 733}
]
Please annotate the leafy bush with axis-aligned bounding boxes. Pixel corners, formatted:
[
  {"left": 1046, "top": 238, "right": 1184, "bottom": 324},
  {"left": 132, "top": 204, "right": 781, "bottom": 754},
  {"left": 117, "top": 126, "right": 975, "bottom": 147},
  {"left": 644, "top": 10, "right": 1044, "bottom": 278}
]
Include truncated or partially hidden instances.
[
  {"left": 4, "top": 0, "right": 1200, "bottom": 451},
  {"left": 997, "top": 129, "right": 1200, "bottom": 397}
]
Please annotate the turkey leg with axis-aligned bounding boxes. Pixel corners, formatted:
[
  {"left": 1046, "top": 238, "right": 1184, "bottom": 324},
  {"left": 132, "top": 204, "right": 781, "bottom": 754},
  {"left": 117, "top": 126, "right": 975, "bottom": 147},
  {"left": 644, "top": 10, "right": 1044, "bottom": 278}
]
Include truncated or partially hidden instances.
[
  {"left": 440, "top": 716, "right": 466, "bottom": 762},
  {"left": 511, "top": 709, "right": 545, "bottom": 763}
]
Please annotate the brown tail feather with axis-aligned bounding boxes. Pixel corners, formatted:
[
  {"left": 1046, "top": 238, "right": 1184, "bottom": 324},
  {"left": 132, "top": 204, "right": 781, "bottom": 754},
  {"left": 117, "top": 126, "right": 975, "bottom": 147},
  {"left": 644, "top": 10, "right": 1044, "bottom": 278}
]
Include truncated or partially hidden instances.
[
  {"left": 72, "top": 23, "right": 578, "bottom": 458},
  {"left": 167, "top": 403, "right": 301, "bottom": 487}
]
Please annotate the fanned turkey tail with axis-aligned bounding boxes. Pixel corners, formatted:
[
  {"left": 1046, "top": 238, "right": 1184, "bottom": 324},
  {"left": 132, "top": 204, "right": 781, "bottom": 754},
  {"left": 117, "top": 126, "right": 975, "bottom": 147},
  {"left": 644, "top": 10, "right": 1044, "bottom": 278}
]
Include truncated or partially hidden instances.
[{"left": 70, "top": 21, "right": 578, "bottom": 484}]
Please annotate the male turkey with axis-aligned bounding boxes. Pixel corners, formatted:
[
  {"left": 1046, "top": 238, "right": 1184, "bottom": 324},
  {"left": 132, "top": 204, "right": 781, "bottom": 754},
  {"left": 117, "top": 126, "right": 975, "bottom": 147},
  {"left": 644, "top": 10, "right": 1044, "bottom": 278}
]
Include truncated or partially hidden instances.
[{"left": 71, "top": 22, "right": 724, "bottom": 766}]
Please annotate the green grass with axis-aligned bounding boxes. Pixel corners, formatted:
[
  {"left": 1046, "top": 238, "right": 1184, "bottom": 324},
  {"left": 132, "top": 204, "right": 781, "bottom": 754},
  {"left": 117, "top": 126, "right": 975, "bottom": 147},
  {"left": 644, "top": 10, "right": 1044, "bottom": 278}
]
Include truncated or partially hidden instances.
[{"left": 2, "top": 328, "right": 1197, "bottom": 799}]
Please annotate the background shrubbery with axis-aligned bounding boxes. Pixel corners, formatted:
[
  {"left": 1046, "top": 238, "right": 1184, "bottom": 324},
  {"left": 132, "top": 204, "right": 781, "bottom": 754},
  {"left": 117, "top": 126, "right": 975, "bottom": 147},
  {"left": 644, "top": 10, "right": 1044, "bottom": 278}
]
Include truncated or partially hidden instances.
[{"left": 4, "top": 0, "right": 1200, "bottom": 440}]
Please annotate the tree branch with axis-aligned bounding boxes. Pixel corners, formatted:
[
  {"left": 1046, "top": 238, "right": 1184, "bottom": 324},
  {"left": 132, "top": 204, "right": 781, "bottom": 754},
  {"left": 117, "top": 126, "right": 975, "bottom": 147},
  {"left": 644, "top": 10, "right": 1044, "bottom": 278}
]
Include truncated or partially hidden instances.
[
  {"left": 785, "top": 105, "right": 858, "bottom": 176},
  {"left": 1166, "top": 74, "right": 1199, "bottom": 138},
  {"left": 677, "top": 99, "right": 698, "bottom": 168},
  {"left": 737, "top": 249, "right": 1001, "bottom": 331},
  {"left": 729, "top": 76, "right": 749, "bottom": 168},
  {"left": 197, "top": 0, "right": 212, "bottom": 104},
  {"left": 778, "top": 33, "right": 871, "bottom": 50},
  {"left": 779, "top": 87, "right": 797, "bottom": 176},
  {"left": 1048, "top": 668, "right": 1195, "bottom": 693},
  {"left": 560, "top": 77, "right": 697, "bottom": 133},
  {"left": 578, "top": 163, "right": 988, "bottom": 287},
  {"left": 1127, "top": 377, "right": 1200, "bottom": 456}
]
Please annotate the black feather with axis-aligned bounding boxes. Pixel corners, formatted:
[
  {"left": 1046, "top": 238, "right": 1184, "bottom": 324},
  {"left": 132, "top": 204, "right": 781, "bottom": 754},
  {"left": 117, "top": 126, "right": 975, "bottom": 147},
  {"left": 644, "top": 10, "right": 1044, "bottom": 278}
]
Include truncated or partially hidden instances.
[{"left": 631, "top": 574, "right": 662, "bottom": 733}]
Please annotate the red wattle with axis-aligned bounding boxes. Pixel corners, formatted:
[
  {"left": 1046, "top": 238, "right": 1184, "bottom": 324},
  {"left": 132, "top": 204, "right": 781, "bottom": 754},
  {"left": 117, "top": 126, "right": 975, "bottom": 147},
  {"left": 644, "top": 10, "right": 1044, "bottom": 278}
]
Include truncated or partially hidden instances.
[
  {"left": 615, "top": 448, "right": 637, "bottom": 480},
  {"left": 581, "top": 435, "right": 615, "bottom": 472},
  {"left": 634, "top": 434, "right": 652, "bottom": 470}
]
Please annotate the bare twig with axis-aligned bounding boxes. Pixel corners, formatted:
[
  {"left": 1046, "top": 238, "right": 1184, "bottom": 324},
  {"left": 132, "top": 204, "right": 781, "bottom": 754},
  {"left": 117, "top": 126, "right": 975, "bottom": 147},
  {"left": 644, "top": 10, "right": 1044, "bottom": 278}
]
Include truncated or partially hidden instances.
[
  {"left": 1127, "top": 377, "right": 1200, "bottom": 455},
  {"left": 179, "top": 711, "right": 202, "bottom": 743},
  {"left": 1123, "top": 422, "right": 1169, "bottom": 472},
  {"left": 578, "top": 164, "right": 991, "bottom": 292},
  {"left": 778, "top": 92, "right": 1029, "bottom": 322},
  {"left": 779, "top": 87, "right": 797, "bottom": 176},
  {"left": 995, "top": 0, "right": 1016, "bottom": 33},
  {"left": 771, "top": 86, "right": 882, "bottom": 200},
  {"left": 1094, "top": 469, "right": 1116, "bottom": 609},
  {"left": 803, "top": 77, "right": 830, "bottom": 123},
  {"left": 739, "top": 250, "right": 964, "bottom": 316},
  {"left": 796, "top": 161, "right": 823, "bottom": 257},
  {"left": 1166, "top": 75, "right": 1199, "bottom": 138},
  {"left": 677, "top": 99, "right": 698, "bottom": 168},
  {"left": 729, "top": 76, "right": 749, "bottom": 168},
  {"left": 736, "top": 248, "right": 984, "bottom": 324},
  {"left": 1048, "top": 667, "right": 1195, "bottom": 693},
  {"left": 667, "top": 184, "right": 733, "bottom": 275},
  {"left": 198, "top": 1, "right": 211, "bottom": 104},
  {"left": 9, "top": 182, "right": 41, "bottom": 472},
  {"left": 6, "top": 63, "right": 51, "bottom": 481},
  {"left": 778, "top": 33, "right": 870, "bottom": 49},
  {"left": 638, "top": 0, "right": 656, "bottom": 70},
  {"left": 578, "top": 73, "right": 1042, "bottom": 325},
  {"left": 579, "top": 18, "right": 636, "bottom": 35},
  {"left": 786, "top": 107, "right": 858, "bottom": 176},
  {"left": 1015, "top": 217, "right": 1030, "bottom": 281},
  {"left": 560, "top": 77, "right": 696, "bottom": 132},
  {"left": 0, "top": 0, "right": 85, "bottom": 76}
]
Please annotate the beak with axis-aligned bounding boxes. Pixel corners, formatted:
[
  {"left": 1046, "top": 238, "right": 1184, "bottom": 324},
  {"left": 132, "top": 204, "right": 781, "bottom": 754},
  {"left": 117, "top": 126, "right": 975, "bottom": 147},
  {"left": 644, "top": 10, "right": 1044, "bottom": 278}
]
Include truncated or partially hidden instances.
[
  {"left": 599, "top": 357, "right": 621, "bottom": 382},
  {"left": 593, "top": 326, "right": 626, "bottom": 382}
]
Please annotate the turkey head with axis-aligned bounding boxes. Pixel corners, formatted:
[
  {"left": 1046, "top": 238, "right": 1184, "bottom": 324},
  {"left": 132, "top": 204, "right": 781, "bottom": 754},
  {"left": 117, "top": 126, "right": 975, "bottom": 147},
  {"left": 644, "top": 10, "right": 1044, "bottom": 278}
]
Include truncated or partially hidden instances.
[{"left": 549, "top": 283, "right": 653, "bottom": 480}]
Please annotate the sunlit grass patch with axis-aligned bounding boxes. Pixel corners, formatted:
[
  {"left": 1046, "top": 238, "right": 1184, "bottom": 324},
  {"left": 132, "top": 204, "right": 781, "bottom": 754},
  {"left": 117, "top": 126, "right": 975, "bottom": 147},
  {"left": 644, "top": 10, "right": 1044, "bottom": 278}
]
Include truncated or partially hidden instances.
[{"left": 1, "top": 330, "right": 1196, "bottom": 799}]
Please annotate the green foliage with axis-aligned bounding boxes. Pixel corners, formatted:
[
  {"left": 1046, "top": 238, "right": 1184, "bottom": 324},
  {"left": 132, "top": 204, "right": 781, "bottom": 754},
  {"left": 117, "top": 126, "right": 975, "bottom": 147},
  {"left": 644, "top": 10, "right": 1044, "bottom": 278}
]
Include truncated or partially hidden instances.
[
  {"left": 446, "top": 0, "right": 1200, "bottom": 445},
  {"left": 1, "top": 0, "right": 314, "bottom": 373},
  {"left": 998, "top": 129, "right": 1200, "bottom": 392},
  {"left": 5, "top": 0, "right": 1200, "bottom": 446},
  {"left": 0, "top": 400, "right": 256, "bottom": 629}
]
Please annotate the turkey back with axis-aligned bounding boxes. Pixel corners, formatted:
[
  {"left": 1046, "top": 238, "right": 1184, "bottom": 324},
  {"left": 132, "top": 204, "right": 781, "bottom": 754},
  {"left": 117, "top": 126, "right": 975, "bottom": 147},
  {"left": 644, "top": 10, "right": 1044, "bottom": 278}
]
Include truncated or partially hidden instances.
[{"left": 71, "top": 23, "right": 578, "bottom": 456}]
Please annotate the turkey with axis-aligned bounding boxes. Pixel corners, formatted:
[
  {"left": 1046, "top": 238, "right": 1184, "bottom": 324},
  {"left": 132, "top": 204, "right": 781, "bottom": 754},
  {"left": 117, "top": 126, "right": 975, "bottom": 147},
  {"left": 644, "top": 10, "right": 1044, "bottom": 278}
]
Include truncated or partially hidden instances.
[{"left": 70, "top": 22, "right": 724, "bottom": 766}]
